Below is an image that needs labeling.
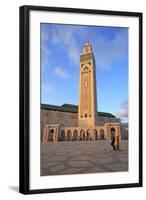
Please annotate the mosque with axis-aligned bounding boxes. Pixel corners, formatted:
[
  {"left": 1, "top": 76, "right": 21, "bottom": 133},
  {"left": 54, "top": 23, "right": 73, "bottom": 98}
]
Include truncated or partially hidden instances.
[{"left": 41, "top": 42, "right": 128, "bottom": 143}]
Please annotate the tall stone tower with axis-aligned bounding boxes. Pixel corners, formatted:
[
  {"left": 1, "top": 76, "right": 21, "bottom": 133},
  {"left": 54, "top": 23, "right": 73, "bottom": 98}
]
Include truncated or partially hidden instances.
[{"left": 78, "top": 42, "right": 97, "bottom": 127}]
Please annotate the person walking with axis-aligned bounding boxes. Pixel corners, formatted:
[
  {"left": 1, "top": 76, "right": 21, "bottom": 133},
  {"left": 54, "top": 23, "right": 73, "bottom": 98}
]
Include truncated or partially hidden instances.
[
  {"left": 115, "top": 135, "right": 120, "bottom": 151},
  {"left": 111, "top": 134, "right": 116, "bottom": 151}
]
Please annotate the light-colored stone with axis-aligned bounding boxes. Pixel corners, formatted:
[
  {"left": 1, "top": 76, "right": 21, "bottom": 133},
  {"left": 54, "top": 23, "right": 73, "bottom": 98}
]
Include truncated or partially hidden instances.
[
  {"left": 41, "top": 141, "right": 128, "bottom": 176},
  {"left": 41, "top": 43, "right": 127, "bottom": 146}
]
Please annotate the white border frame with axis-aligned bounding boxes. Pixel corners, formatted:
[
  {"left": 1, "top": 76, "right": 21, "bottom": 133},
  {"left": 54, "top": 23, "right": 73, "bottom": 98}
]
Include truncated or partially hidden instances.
[{"left": 29, "top": 10, "right": 139, "bottom": 190}]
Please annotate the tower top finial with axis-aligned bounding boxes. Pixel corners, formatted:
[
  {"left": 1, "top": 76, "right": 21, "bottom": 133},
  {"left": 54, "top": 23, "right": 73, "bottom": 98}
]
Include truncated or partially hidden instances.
[
  {"left": 84, "top": 41, "right": 90, "bottom": 45},
  {"left": 83, "top": 41, "right": 92, "bottom": 53}
]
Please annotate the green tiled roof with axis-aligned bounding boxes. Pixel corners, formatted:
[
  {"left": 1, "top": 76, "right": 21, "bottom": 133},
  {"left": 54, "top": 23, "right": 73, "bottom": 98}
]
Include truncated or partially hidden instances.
[{"left": 41, "top": 103, "right": 115, "bottom": 118}]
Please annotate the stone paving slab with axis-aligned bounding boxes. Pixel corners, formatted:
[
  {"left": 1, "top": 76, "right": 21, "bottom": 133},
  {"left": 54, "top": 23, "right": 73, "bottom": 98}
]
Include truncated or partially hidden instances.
[{"left": 41, "top": 140, "right": 128, "bottom": 176}]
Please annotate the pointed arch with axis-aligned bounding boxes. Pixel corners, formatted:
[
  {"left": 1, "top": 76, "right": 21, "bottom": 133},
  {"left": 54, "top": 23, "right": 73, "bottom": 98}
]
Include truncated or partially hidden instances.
[
  {"left": 100, "top": 129, "right": 105, "bottom": 140},
  {"left": 73, "top": 129, "right": 78, "bottom": 141},
  {"left": 93, "top": 129, "right": 98, "bottom": 140},
  {"left": 67, "top": 130, "right": 72, "bottom": 141}
]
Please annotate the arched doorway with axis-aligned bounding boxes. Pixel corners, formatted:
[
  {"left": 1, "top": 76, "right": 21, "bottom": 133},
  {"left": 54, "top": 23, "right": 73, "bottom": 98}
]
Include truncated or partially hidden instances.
[
  {"left": 58, "top": 130, "right": 61, "bottom": 141},
  {"left": 48, "top": 129, "right": 54, "bottom": 142},
  {"left": 60, "top": 130, "right": 65, "bottom": 141},
  {"left": 67, "top": 130, "right": 72, "bottom": 141},
  {"left": 93, "top": 129, "right": 98, "bottom": 140},
  {"left": 80, "top": 129, "right": 85, "bottom": 141},
  {"left": 100, "top": 129, "right": 105, "bottom": 140},
  {"left": 110, "top": 127, "right": 116, "bottom": 140},
  {"left": 87, "top": 129, "right": 91, "bottom": 140},
  {"left": 73, "top": 130, "right": 78, "bottom": 141}
]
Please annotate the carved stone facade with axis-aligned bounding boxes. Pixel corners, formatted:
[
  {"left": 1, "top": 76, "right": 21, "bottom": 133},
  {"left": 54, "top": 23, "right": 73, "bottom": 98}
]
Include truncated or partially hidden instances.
[
  {"left": 78, "top": 43, "right": 97, "bottom": 127},
  {"left": 43, "top": 123, "right": 121, "bottom": 143},
  {"left": 42, "top": 43, "right": 127, "bottom": 143}
]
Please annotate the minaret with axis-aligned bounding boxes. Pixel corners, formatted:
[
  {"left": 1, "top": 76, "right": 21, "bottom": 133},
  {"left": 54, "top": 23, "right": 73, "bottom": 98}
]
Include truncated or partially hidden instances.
[{"left": 78, "top": 42, "right": 97, "bottom": 127}]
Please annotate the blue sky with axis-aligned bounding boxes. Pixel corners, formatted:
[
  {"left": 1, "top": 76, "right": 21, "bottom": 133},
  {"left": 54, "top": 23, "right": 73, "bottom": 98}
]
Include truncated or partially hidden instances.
[{"left": 41, "top": 23, "right": 128, "bottom": 122}]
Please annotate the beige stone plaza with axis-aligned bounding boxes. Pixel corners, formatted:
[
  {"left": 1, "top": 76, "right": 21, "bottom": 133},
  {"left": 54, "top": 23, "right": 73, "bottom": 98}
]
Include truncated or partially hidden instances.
[{"left": 41, "top": 43, "right": 128, "bottom": 143}]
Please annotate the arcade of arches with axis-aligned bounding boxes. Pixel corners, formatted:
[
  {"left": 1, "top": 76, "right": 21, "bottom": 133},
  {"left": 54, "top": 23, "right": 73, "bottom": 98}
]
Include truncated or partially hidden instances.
[
  {"left": 43, "top": 123, "right": 121, "bottom": 143},
  {"left": 42, "top": 43, "right": 123, "bottom": 144}
]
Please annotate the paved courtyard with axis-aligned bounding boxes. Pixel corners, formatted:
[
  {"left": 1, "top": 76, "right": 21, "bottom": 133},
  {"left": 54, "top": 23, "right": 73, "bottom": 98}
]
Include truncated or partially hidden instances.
[{"left": 41, "top": 140, "right": 128, "bottom": 176}]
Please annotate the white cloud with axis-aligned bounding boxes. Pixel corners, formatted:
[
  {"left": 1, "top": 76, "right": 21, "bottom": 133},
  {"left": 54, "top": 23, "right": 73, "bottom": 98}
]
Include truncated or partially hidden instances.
[
  {"left": 41, "top": 25, "right": 52, "bottom": 73},
  {"left": 51, "top": 26, "right": 80, "bottom": 66},
  {"left": 51, "top": 26, "right": 127, "bottom": 70},
  {"left": 42, "top": 83, "right": 56, "bottom": 93},
  {"left": 92, "top": 30, "right": 128, "bottom": 70},
  {"left": 54, "top": 67, "right": 70, "bottom": 79},
  {"left": 41, "top": 45, "right": 51, "bottom": 72},
  {"left": 42, "top": 25, "right": 128, "bottom": 71},
  {"left": 116, "top": 100, "right": 128, "bottom": 119},
  {"left": 41, "top": 24, "right": 50, "bottom": 43}
]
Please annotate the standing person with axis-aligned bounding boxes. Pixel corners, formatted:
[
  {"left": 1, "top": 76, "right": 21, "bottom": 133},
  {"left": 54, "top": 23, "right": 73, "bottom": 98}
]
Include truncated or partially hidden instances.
[
  {"left": 115, "top": 135, "right": 120, "bottom": 151},
  {"left": 111, "top": 134, "right": 116, "bottom": 151}
]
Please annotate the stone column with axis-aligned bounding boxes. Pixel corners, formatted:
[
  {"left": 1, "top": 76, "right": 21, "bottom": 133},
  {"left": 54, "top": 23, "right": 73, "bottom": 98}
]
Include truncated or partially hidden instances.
[
  {"left": 105, "top": 125, "right": 110, "bottom": 141},
  {"left": 108, "top": 126, "right": 110, "bottom": 141},
  {"left": 116, "top": 125, "right": 121, "bottom": 141},
  {"left": 53, "top": 129, "right": 55, "bottom": 142},
  {"left": 85, "top": 132, "right": 87, "bottom": 141},
  {"left": 115, "top": 126, "right": 118, "bottom": 137},
  {"left": 93, "top": 130, "right": 95, "bottom": 141},
  {"left": 71, "top": 131, "right": 73, "bottom": 141},
  {"left": 43, "top": 126, "right": 46, "bottom": 143},
  {"left": 98, "top": 131, "right": 100, "bottom": 140},
  {"left": 43, "top": 126, "right": 48, "bottom": 143},
  {"left": 65, "top": 131, "right": 67, "bottom": 141},
  {"left": 91, "top": 129, "right": 94, "bottom": 141},
  {"left": 55, "top": 127, "right": 58, "bottom": 142},
  {"left": 46, "top": 127, "right": 49, "bottom": 143},
  {"left": 77, "top": 130, "right": 79, "bottom": 141}
]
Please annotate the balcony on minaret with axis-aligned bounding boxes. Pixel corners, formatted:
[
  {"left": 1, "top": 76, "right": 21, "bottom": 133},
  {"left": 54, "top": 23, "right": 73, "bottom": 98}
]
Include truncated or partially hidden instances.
[{"left": 83, "top": 42, "right": 92, "bottom": 53}]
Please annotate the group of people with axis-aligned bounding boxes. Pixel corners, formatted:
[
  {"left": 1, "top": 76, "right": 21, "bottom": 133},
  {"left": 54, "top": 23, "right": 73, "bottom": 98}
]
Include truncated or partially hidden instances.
[{"left": 111, "top": 134, "right": 120, "bottom": 151}]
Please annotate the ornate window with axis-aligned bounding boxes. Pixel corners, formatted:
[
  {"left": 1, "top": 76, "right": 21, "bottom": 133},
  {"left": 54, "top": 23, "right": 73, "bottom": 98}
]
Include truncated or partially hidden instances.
[{"left": 83, "top": 66, "right": 89, "bottom": 73}]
